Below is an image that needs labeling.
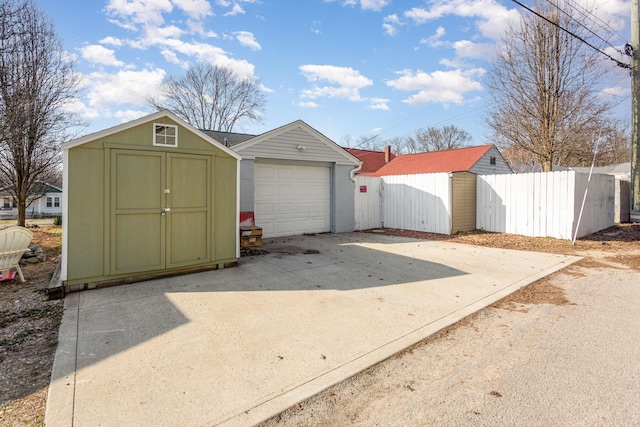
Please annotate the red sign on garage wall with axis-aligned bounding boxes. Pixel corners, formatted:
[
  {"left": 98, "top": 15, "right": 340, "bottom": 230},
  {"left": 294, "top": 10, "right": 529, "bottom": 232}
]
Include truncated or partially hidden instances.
[{"left": 360, "top": 185, "right": 367, "bottom": 193}]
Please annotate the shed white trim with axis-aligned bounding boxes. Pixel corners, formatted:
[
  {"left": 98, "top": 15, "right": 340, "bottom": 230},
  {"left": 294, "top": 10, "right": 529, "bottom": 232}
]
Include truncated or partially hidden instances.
[{"left": 62, "top": 111, "right": 242, "bottom": 161}]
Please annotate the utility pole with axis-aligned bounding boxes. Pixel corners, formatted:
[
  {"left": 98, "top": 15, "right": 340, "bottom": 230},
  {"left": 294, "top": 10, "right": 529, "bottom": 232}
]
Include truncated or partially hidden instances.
[{"left": 633, "top": 0, "right": 640, "bottom": 216}]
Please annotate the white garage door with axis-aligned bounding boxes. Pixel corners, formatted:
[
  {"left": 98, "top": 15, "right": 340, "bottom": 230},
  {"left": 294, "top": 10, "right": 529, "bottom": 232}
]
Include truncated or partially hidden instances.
[{"left": 255, "top": 163, "right": 330, "bottom": 238}]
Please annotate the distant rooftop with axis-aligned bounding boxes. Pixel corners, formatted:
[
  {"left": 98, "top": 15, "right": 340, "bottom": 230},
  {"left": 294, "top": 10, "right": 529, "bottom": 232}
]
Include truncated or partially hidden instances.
[
  {"left": 343, "top": 147, "right": 395, "bottom": 174},
  {"left": 371, "top": 144, "right": 494, "bottom": 176},
  {"left": 200, "top": 129, "right": 256, "bottom": 147},
  {"left": 571, "top": 162, "right": 630, "bottom": 176}
]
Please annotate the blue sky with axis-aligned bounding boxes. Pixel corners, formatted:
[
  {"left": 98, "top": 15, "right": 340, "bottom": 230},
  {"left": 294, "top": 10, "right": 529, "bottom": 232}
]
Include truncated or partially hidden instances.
[{"left": 38, "top": 0, "right": 632, "bottom": 147}]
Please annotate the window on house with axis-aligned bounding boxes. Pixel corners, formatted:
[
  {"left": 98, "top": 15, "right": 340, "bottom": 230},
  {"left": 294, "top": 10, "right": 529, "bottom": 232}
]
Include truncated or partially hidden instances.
[
  {"left": 47, "top": 197, "right": 52, "bottom": 207},
  {"left": 490, "top": 156, "right": 496, "bottom": 165},
  {"left": 2, "top": 200, "right": 9, "bottom": 209},
  {"left": 54, "top": 197, "right": 60, "bottom": 207},
  {"left": 12, "top": 200, "right": 16, "bottom": 208},
  {"left": 153, "top": 123, "right": 178, "bottom": 147}
]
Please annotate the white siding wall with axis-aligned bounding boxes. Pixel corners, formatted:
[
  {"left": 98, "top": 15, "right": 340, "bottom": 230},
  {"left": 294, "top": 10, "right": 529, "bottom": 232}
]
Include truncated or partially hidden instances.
[
  {"left": 477, "top": 171, "right": 613, "bottom": 239},
  {"left": 237, "top": 127, "right": 355, "bottom": 165},
  {"left": 0, "top": 192, "right": 63, "bottom": 218},
  {"left": 469, "top": 146, "right": 512, "bottom": 175},
  {"left": 354, "top": 176, "right": 382, "bottom": 230}
]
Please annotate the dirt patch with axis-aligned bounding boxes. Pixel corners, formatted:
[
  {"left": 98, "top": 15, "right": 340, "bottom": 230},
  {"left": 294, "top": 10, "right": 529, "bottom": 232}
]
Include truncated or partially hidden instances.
[
  {"left": 368, "top": 223, "right": 640, "bottom": 255},
  {"left": 496, "top": 276, "right": 573, "bottom": 311},
  {"left": 605, "top": 254, "right": 640, "bottom": 270},
  {"left": 0, "top": 225, "right": 62, "bottom": 427}
]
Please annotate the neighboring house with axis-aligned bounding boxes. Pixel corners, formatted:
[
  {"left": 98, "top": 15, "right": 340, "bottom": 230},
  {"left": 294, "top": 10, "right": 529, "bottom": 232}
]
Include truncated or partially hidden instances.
[
  {"left": 510, "top": 162, "right": 571, "bottom": 173},
  {"left": 0, "top": 182, "right": 62, "bottom": 219},
  {"left": 371, "top": 144, "right": 512, "bottom": 176},
  {"left": 571, "top": 162, "right": 631, "bottom": 179},
  {"left": 344, "top": 146, "right": 395, "bottom": 174},
  {"left": 572, "top": 162, "right": 632, "bottom": 223},
  {"left": 203, "top": 120, "right": 361, "bottom": 238},
  {"left": 61, "top": 110, "right": 241, "bottom": 292}
]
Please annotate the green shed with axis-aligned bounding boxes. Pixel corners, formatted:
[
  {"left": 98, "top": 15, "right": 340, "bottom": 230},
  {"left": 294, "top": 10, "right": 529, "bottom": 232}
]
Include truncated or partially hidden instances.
[{"left": 61, "top": 111, "right": 241, "bottom": 292}]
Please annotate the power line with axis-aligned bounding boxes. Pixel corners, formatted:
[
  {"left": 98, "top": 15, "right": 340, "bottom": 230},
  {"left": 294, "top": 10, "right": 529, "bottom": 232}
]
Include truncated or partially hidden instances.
[
  {"left": 510, "top": 0, "right": 631, "bottom": 69},
  {"left": 561, "top": 0, "right": 629, "bottom": 46},
  {"left": 544, "top": 0, "right": 625, "bottom": 56}
]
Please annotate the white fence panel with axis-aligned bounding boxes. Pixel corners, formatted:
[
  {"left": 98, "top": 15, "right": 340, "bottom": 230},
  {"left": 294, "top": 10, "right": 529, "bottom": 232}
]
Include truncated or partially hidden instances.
[
  {"left": 573, "top": 173, "right": 614, "bottom": 238},
  {"left": 477, "top": 171, "right": 613, "bottom": 240},
  {"left": 354, "top": 175, "right": 382, "bottom": 230},
  {"left": 382, "top": 173, "right": 451, "bottom": 234}
]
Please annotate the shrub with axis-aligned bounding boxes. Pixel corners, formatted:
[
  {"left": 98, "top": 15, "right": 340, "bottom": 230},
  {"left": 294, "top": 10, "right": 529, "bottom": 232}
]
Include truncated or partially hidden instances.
[{"left": 53, "top": 216, "right": 62, "bottom": 226}]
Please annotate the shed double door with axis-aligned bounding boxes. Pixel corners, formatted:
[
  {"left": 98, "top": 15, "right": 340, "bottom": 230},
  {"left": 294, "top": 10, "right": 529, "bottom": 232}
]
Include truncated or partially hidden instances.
[{"left": 110, "top": 149, "right": 211, "bottom": 275}]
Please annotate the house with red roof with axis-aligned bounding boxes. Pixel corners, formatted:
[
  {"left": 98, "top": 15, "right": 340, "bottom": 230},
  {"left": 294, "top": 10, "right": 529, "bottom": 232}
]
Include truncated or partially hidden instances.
[
  {"left": 344, "top": 146, "right": 395, "bottom": 174},
  {"left": 371, "top": 144, "right": 512, "bottom": 177}
]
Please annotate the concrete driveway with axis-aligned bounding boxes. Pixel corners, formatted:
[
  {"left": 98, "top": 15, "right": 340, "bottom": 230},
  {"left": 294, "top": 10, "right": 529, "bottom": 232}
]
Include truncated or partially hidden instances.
[{"left": 45, "top": 232, "right": 579, "bottom": 426}]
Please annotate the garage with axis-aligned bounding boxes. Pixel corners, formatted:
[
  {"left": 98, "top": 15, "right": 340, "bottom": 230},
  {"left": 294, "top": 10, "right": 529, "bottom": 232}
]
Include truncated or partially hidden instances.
[
  {"left": 212, "top": 120, "right": 361, "bottom": 238},
  {"left": 254, "top": 163, "right": 330, "bottom": 237}
]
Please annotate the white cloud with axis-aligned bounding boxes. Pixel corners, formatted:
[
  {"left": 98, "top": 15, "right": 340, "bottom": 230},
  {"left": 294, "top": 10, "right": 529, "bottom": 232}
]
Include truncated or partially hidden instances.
[
  {"left": 325, "top": 0, "right": 390, "bottom": 11},
  {"left": 235, "top": 31, "right": 261, "bottom": 51},
  {"left": 299, "top": 65, "right": 373, "bottom": 102},
  {"left": 367, "top": 97, "right": 390, "bottom": 110},
  {"left": 99, "top": 36, "right": 125, "bottom": 47},
  {"left": 587, "top": 0, "right": 628, "bottom": 31},
  {"left": 224, "top": 3, "right": 245, "bottom": 16},
  {"left": 404, "top": 0, "right": 520, "bottom": 42},
  {"left": 114, "top": 109, "right": 150, "bottom": 122},
  {"left": 105, "top": 0, "right": 173, "bottom": 28},
  {"left": 158, "top": 38, "right": 256, "bottom": 75},
  {"left": 387, "top": 68, "right": 485, "bottom": 106},
  {"left": 383, "top": 14, "right": 402, "bottom": 36},
  {"left": 80, "top": 44, "right": 124, "bottom": 67},
  {"left": 85, "top": 68, "right": 166, "bottom": 110},
  {"left": 297, "top": 101, "right": 319, "bottom": 108},
  {"left": 452, "top": 40, "right": 496, "bottom": 61},
  {"left": 172, "top": 0, "right": 211, "bottom": 19},
  {"left": 64, "top": 98, "right": 100, "bottom": 120},
  {"left": 360, "top": 0, "right": 390, "bottom": 12},
  {"left": 600, "top": 85, "right": 630, "bottom": 98},
  {"left": 420, "top": 26, "right": 446, "bottom": 47}
]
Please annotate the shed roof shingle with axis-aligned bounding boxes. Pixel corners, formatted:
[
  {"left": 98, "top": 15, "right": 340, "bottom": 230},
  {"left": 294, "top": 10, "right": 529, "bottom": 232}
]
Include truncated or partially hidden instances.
[
  {"left": 371, "top": 144, "right": 495, "bottom": 176},
  {"left": 200, "top": 129, "right": 256, "bottom": 147}
]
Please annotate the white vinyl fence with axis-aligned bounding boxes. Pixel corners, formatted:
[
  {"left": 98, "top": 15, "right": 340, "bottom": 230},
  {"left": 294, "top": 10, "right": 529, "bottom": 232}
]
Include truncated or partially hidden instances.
[
  {"left": 477, "top": 171, "right": 614, "bottom": 239},
  {"left": 355, "top": 170, "right": 615, "bottom": 240},
  {"left": 354, "top": 175, "right": 382, "bottom": 231},
  {"left": 355, "top": 173, "right": 452, "bottom": 234}
]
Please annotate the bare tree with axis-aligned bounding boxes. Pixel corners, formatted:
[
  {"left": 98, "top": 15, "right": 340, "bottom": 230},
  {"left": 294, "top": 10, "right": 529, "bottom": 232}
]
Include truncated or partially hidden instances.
[
  {"left": 0, "top": 0, "right": 82, "bottom": 226},
  {"left": 405, "top": 125, "right": 473, "bottom": 153},
  {"left": 502, "top": 117, "right": 631, "bottom": 169},
  {"left": 149, "top": 63, "right": 267, "bottom": 132},
  {"left": 485, "top": 0, "right": 614, "bottom": 172}
]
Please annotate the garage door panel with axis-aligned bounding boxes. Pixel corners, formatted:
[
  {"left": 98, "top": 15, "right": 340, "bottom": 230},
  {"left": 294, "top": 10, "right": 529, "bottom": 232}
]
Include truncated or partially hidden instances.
[{"left": 255, "top": 163, "right": 330, "bottom": 238}]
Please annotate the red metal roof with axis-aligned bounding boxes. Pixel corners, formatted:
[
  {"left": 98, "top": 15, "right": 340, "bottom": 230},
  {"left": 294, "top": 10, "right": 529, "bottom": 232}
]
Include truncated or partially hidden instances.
[
  {"left": 344, "top": 147, "right": 395, "bottom": 174},
  {"left": 372, "top": 144, "right": 495, "bottom": 176}
]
